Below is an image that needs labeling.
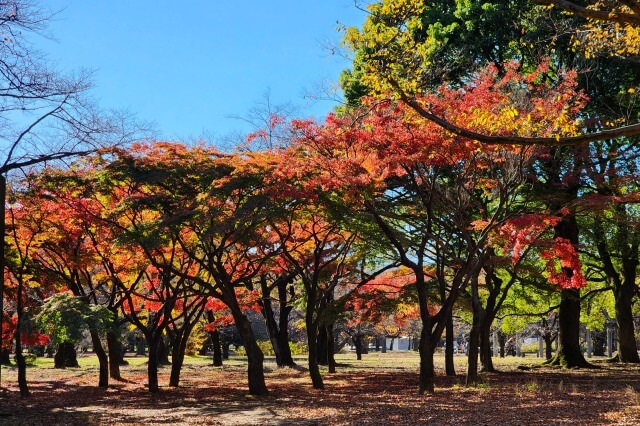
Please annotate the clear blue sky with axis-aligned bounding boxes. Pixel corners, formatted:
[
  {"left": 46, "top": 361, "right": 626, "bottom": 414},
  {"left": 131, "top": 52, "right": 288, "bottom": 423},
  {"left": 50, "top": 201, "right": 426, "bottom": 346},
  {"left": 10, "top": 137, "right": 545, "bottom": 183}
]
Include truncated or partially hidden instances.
[{"left": 36, "top": 1, "right": 366, "bottom": 141}]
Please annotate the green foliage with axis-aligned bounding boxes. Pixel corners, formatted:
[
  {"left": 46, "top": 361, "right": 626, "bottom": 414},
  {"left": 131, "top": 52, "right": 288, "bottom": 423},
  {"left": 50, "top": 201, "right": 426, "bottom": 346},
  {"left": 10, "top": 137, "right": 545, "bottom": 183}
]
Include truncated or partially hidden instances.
[
  {"left": 235, "top": 341, "right": 308, "bottom": 357},
  {"left": 34, "top": 293, "right": 113, "bottom": 345}
]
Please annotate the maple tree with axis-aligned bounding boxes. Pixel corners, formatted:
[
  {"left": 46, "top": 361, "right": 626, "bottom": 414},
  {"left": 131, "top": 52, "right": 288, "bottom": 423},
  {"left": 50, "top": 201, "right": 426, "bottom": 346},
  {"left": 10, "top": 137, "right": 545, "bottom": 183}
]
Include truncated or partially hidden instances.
[{"left": 288, "top": 56, "right": 593, "bottom": 391}]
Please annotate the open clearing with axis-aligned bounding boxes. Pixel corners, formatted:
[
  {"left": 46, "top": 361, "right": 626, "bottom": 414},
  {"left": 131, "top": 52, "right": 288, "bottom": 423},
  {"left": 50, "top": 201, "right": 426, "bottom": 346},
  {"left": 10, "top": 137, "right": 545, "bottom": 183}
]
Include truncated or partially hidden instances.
[{"left": 1, "top": 351, "right": 640, "bottom": 425}]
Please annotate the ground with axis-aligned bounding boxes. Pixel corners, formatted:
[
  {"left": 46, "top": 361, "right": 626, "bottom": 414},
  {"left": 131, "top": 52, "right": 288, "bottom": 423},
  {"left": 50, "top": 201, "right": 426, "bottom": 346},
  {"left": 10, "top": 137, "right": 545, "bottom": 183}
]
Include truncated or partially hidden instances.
[{"left": 1, "top": 351, "right": 639, "bottom": 425}]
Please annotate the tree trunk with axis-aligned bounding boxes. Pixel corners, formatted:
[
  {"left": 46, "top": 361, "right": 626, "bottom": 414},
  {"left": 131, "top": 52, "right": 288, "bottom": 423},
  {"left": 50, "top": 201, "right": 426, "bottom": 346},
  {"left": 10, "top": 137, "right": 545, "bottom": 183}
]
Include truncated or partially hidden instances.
[
  {"left": 14, "top": 331, "right": 29, "bottom": 396},
  {"left": 544, "top": 333, "right": 554, "bottom": 360},
  {"left": 354, "top": 330, "right": 363, "bottom": 361},
  {"left": 212, "top": 329, "right": 223, "bottom": 366},
  {"left": 231, "top": 307, "right": 268, "bottom": 395},
  {"left": 307, "top": 326, "right": 324, "bottom": 389},
  {"left": 260, "top": 277, "right": 296, "bottom": 368},
  {"left": 445, "top": 311, "right": 455, "bottom": 376},
  {"left": 479, "top": 314, "right": 495, "bottom": 372},
  {"left": 276, "top": 278, "right": 295, "bottom": 367},
  {"left": 54, "top": 342, "right": 79, "bottom": 368},
  {"left": 0, "top": 348, "right": 10, "bottom": 365},
  {"left": 89, "top": 329, "right": 108, "bottom": 388},
  {"left": 222, "top": 341, "right": 230, "bottom": 360},
  {"left": 418, "top": 322, "right": 435, "bottom": 394},
  {"left": 169, "top": 328, "right": 191, "bottom": 387},
  {"left": 147, "top": 338, "right": 160, "bottom": 393},
  {"left": 157, "top": 337, "right": 170, "bottom": 366},
  {"left": 466, "top": 308, "right": 482, "bottom": 384},
  {"left": 316, "top": 325, "right": 328, "bottom": 365},
  {"left": 615, "top": 283, "right": 640, "bottom": 363},
  {"left": 14, "top": 280, "right": 29, "bottom": 397},
  {"left": 546, "top": 289, "right": 591, "bottom": 368},
  {"left": 327, "top": 323, "right": 336, "bottom": 374},
  {"left": 106, "top": 331, "right": 122, "bottom": 380},
  {"left": 467, "top": 275, "right": 483, "bottom": 384},
  {"left": 136, "top": 337, "right": 146, "bottom": 356},
  {"left": 260, "top": 280, "right": 283, "bottom": 366}
]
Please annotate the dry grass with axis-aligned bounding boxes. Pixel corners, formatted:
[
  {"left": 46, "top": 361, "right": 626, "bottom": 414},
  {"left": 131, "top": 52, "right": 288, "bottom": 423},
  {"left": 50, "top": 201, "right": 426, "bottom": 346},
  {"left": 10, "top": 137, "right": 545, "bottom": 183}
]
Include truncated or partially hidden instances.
[{"left": 0, "top": 351, "right": 638, "bottom": 425}]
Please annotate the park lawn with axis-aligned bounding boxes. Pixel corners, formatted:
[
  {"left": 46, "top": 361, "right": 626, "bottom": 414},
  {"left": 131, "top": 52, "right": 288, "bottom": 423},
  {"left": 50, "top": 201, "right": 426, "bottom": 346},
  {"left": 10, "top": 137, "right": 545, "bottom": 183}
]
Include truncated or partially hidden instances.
[{"left": 0, "top": 351, "right": 638, "bottom": 425}]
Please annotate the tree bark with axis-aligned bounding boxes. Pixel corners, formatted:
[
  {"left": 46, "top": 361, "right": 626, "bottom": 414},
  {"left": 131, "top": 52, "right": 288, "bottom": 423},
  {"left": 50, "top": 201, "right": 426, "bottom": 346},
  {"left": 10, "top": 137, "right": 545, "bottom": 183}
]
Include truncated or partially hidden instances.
[
  {"left": 418, "top": 322, "right": 435, "bottom": 394},
  {"left": 229, "top": 305, "right": 268, "bottom": 395},
  {"left": 89, "top": 329, "right": 108, "bottom": 388},
  {"left": 615, "top": 280, "right": 640, "bottom": 363},
  {"left": 156, "top": 337, "right": 170, "bottom": 366},
  {"left": 445, "top": 310, "right": 455, "bottom": 376},
  {"left": 354, "top": 330, "right": 363, "bottom": 361},
  {"left": 479, "top": 314, "right": 495, "bottom": 372},
  {"left": 212, "top": 330, "right": 223, "bottom": 366},
  {"left": 276, "top": 281, "right": 295, "bottom": 367},
  {"left": 54, "top": 342, "right": 79, "bottom": 368},
  {"left": 546, "top": 212, "right": 591, "bottom": 368},
  {"left": 260, "top": 277, "right": 296, "bottom": 367},
  {"left": 307, "top": 325, "right": 324, "bottom": 389},
  {"left": 106, "top": 331, "right": 123, "bottom": 380},
  {"left": 546, "top": 289, "right": 591, "bottom": 368},
  {"left": 0, "top": 348, "right": 10, "bottom": 365},
  {"left": 169, "top": 327, "right": 191, "bottom": 387},
  {"left": 327, "top": 323, "right": 336, "bottom": 373},
  {"left": 14, "top": 331, "right": 29, "bottom": 396},
  {"left": 14, "top": 280, "right": 29, "bottom": 396},
  {"left": 147, "top": 337, "right": 160, "bottom": 393},
  {"left": 316, "top": 325, "right": 328, "bottom": 365}
]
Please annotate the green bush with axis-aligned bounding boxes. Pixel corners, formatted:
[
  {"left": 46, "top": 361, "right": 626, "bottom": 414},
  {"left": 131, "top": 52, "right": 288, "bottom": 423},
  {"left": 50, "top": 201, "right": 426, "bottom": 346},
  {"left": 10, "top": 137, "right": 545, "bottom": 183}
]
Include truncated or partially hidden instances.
[
  {"left": 520, "top": 342, "right": 540, "bottom": 353},
  {"left": 288, "top": 341, "right": 307, "bottom": 355}
]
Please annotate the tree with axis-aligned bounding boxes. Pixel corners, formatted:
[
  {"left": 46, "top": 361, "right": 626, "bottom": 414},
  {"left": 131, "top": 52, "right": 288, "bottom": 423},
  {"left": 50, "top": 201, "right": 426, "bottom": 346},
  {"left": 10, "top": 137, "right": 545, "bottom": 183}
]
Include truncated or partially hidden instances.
[
  {"left": 34, "top": 293, "right": 112, "bottom": 370},
  {"left": 0, "top": 1, "right": 146, "bottom": 393},
  {"left": 293, "top": 61, "right": 588, "bottom": 392},
  {"left": 342, "top": 0, "right": 640, "bottom": 145}
]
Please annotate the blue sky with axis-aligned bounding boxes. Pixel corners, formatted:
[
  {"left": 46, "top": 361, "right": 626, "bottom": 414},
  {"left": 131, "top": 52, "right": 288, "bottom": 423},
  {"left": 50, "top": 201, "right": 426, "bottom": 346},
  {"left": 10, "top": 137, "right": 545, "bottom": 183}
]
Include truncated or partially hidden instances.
[{"left": 36, "top": 1, "right": 366, "bottom": 141}]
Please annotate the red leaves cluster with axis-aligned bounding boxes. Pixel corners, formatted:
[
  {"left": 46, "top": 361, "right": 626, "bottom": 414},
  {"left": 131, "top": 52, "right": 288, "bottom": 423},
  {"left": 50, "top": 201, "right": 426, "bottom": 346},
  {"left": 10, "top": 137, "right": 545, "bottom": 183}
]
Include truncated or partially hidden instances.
[{"left": 541, "top": 238, "right": 587, "bottom": 289}]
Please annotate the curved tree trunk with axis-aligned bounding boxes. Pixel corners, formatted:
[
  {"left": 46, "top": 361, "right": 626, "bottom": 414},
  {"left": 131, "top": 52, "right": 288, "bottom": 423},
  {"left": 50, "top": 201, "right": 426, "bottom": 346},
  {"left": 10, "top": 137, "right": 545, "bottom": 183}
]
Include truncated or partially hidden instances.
[
  {"left": 307, "top": 327, "right": 324, "bottom": 389},
  {"left": 89, "top": 329, "right": 109, "bottom": 388},
  {"left": 169, "top": 328, "right": 191, "bottom": 387},
  {"left": 229, "top": 305, "right": 268, "bottom": 395}
]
